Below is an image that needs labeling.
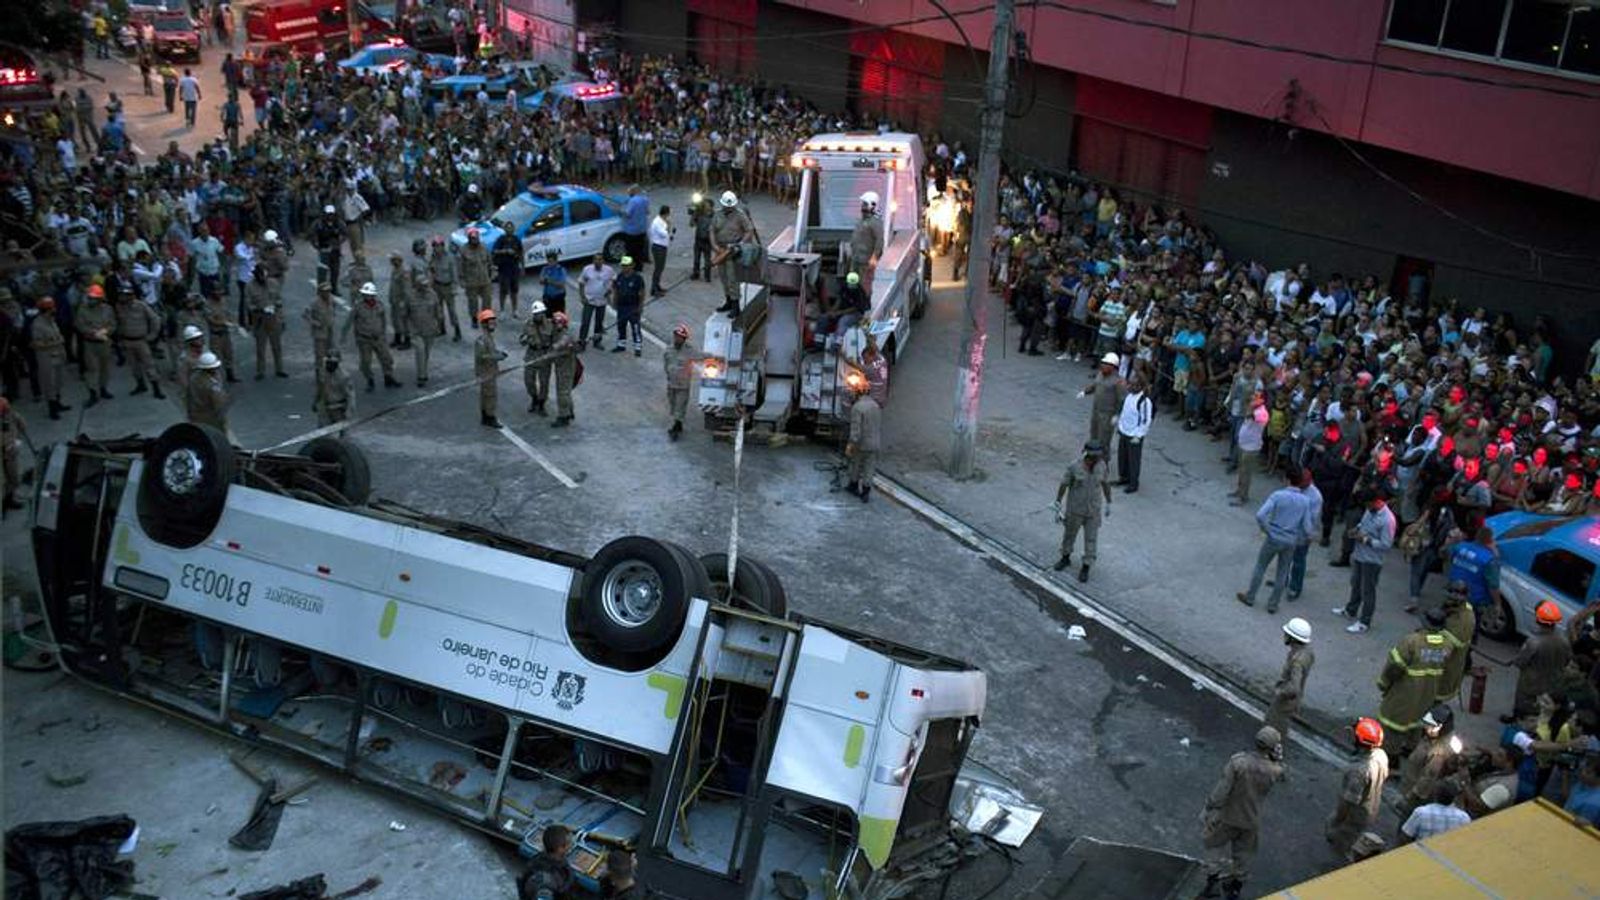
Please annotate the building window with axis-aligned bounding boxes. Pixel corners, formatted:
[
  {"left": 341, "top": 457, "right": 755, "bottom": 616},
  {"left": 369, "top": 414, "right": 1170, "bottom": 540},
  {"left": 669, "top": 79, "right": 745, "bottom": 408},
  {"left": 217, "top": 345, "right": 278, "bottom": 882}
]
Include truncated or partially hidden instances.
[{"left": 1385, "top": 0, "right": 1600, "bottom": 78}]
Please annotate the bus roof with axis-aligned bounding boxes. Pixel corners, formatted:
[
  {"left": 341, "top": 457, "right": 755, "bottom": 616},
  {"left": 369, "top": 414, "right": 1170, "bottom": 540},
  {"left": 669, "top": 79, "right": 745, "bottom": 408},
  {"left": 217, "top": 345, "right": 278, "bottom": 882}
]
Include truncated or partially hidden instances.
[{"left": 1266, "top": 799, "right": 1600, "bottom": 898}]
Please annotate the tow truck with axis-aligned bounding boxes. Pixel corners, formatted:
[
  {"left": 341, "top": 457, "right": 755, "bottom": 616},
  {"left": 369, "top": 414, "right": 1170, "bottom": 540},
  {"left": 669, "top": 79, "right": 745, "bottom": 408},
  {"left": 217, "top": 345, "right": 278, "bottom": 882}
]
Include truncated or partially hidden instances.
[
  {"left": 697, "top": 133, "right": 930, "bottom": 443},
  {"left": 28, "top": 424, "right": 1044, "bottom": 899}
]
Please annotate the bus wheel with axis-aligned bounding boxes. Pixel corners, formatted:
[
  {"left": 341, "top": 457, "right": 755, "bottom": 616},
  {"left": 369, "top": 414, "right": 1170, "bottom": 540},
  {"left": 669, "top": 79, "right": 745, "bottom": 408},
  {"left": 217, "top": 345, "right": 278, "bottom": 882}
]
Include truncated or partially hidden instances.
[
  {"left": 297, "top": 436, "right": 372, "bottom": 505},
  {"left": 138, "top": 423, "right": 234, "bottom": 548},
  {"left": 700, "top": 552, "right": 788, "bottom": 619},
  {"left": 909, "top": 277, "right": 928, "bottom": 320},
  {"left": 580, "top": 537, "right": 696, "bottom": 653}
]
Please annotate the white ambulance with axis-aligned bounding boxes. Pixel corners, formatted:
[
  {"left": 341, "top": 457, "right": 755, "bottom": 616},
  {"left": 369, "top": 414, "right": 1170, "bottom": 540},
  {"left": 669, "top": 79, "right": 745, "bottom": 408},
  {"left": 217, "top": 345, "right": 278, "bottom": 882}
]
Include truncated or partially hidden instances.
[{"left": 29, "top": 424, "right": 1038, "bottom": 899}]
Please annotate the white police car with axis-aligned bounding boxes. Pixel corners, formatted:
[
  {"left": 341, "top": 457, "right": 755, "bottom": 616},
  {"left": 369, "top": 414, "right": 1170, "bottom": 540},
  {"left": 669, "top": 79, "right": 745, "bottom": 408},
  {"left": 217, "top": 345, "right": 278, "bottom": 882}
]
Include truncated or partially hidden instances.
[
  {"left": 1484, "top": 511, "right": 1598, "bottom": 639},
  {"left": 450, "top": 185, "right": 629, "bottom": 269},
  {"left": 337, "top": 39, "right": 456, "bottom": 77}
]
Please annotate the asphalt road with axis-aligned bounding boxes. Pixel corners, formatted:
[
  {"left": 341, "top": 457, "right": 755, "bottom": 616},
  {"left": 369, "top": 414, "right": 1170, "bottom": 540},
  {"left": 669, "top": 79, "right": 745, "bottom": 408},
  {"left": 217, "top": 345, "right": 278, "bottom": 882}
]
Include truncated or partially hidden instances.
[{"left": 0, "top": 46, "right": 1375, "bottom": 900}]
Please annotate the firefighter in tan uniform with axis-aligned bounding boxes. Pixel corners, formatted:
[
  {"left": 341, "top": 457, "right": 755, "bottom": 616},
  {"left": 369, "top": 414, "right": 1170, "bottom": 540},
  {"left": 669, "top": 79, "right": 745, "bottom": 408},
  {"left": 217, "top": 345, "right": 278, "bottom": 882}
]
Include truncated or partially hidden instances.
[
  {"left": 115, "top": 289, "right": 165, "bottom": 398},
  {"left": 845, "top": 376, "right": 880, "bottom": 501},
  {"left": 246, "top": 267, "right": 286, "bottom": 380},
  {"left": 260, "top": 230, "right": 290, "bottom": 309},
  {"left": 663, "top": 323, "right": 696, "bottom": 440},
  {"left": 550, "top": 311, "right": 577, "bottom": 427},
  {"left": 1437, "top": 581, "right": 1476, "bottom": 702},
  {"left": 1199, "top": 726, "right": 1286, "bottom": 900},
  {"left": 313, "top": 349, "right": 354, "bottom": 429},
  {"left": 429, "top": 237, "right": 462, "bottom": 341},
  {"left": 1325, "top": 717, "right": 1389, "bottom": 862},
  {"left": 518, "top": 300, "right": 555, "bottom": 414},
  {"left": 30, "top": 297, "right": 69, "bottom": 419},
  {"left": 710, "top": 191, "right": 755, "bottom": 315},
  {"left": 75, "top": 283, "right": 115, "bottom": 405},
  {"left": 406, "top": 256, "right": 444, "bottom": 387},
  {"left": 304, "top": 283, "right": 338, "bottom": 371},
  {"left": 1377, "top": 609, "right": 1451, "bottom": 756},
  {"left": 459, "top": 229, "right": 494, "bottom": 327},
  {"left": 387, "top": 252, "right": 412, "bottom": 350},
  {"left": 1265, "top": 618, "right": 1315, "bottom": 740},
  {"left": 203, "top": 290, "right": 240, "bottom": 383},
  {"left": 185, "top": 351, "right": 230, "bottom": 432},
  {"left": 344, "top": 250, "right": 375, "bottom": 303},
  {"left": 474, "top": 308, "right": 507, "bottom": 428},
  {"left": 1, "top": 397, "right": 27, "bottom": 512},
  {"left": 342, "top": 282, "right": 400, "bottom": 392},
  {"left": 169, "top": 297, "right": 207, "bottom": 383},
  {"left": 1053, "top": 440, "right": 1112, "bottom": 582}
]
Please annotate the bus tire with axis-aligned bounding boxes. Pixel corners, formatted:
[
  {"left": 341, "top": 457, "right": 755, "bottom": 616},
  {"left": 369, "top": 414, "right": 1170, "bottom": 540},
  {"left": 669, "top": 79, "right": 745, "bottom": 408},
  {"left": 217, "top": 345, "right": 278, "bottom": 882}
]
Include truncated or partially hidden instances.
[
  {"left": 700, "top": 552, "right": 788, "bottom": 618},
  {"left": 298, "top": 436, "right": 372, "bottom": 505},
  {"left": 138, "top": 423, "right": 234, "bottom": 548},
  {"left": 580, "top": 537, "right": 694, "bottom": 653},
  {"left": 909, "top": 277, "right": 928, "bottom": 320}
]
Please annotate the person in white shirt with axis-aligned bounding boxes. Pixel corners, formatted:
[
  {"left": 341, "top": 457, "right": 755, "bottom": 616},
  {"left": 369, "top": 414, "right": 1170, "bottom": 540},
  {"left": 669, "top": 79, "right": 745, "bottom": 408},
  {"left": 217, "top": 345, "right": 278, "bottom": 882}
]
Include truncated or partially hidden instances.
[
  {"left": 233, "top": 232, "right": 257, "bottom": 321},
  {"left": 648, "top": 205, "right": 674, "bottom": 298},
  {"left": 1115, "top": 374, "right": 1153, "bottom": 493},
  {"left": 577, "top": 254, "right": 616, "bottom": 349},
  {"left": 1399, "top": 782, "right": 1471, "bottom": 842}
]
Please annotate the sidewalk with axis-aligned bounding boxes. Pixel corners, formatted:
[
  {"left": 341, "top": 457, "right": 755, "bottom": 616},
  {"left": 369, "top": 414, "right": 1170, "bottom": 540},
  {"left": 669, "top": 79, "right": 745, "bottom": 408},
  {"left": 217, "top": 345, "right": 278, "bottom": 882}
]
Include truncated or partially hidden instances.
[{"left": 877, "top": 272, "right": 1518, "bottom": 751}]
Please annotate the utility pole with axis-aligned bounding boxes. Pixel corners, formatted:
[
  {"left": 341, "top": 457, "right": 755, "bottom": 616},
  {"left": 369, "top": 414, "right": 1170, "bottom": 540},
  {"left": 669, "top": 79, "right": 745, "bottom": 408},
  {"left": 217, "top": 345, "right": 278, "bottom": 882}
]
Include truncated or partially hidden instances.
[{"left": 947, "top": 0, "right": 1013, "bottom": 479}]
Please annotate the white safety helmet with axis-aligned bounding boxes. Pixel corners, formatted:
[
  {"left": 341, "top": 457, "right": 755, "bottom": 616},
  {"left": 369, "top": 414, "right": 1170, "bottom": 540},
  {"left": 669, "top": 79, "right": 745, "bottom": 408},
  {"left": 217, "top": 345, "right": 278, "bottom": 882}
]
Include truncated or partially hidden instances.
[
  {"left": 860, "top": 191, "right": 880, "bottom": 210},
  {"left": 181, "top": 324, "right": 204, "bottom": 342},
  {"left": 1282, "top": 617, "right": 1312, "bottom": 643},
  {"left": 323, "top": 204, "right": 336, "bottom": 215},
  {"left": 196, "top": 351, "right": 222, "bottom": 370},
  {"left": 719, "top": 190, "right": 738, "bottom": 208},
  {"left": 360, "top": 281, "right": 378, "bottom": 296},
  {"left": 529, "top": 300, "right": 547, "bottom": 316},
  {"left": 262, "top": 229, "right": 279, "bottom": 243},
  {"left": 467, "top": 183, "right": 480, "bottom": 194},
  {"left": 1100, "top": 352, "right": 1120, "bottom": 367}
]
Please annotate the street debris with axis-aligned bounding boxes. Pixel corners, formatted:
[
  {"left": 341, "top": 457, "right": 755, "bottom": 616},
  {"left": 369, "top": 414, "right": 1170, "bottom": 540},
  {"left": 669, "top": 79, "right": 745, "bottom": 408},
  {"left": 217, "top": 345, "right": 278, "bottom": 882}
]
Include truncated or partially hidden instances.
[
  {"left": 5, "top": 814, "right": 138, "bottom": 899},
  {"left": 154, "top": 841, "right": 178, "bottom": 858},
  {"left": 238, "top": 873, "right": 382, "bottom": 900},
  {"left": 45, "top": 766, "right": 89, "bottom": 788},
  {"left": 1179, "top": 737, "right": 1192, "bottom": 748},
  {"left": 428, "top": 761, "right": 468, "bottom": 793},
  {"left": 1065, "top": 625, "right": 1087, "bottom": 641},
  {"left": 387, "top": 821, "right": 407, "bottom": 832}
]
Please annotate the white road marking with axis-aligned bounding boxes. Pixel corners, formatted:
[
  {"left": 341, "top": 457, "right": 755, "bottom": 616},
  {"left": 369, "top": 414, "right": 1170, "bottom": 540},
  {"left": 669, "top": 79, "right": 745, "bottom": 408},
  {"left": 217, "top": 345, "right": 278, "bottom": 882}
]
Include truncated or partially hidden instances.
[
  {"left": 497, "top": 425, "right": 578, "bottom": 489},
  {"left": 873, "top": 474, "right": 1347, "bottom": 767}
]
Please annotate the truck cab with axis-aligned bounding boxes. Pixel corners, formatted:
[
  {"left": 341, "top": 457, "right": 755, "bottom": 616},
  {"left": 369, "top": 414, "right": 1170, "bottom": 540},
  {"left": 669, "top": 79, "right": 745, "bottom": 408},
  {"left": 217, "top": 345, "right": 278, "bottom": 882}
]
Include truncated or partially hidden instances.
[{"left": 697, "top": 133, "right": 929, "bottom": 444}]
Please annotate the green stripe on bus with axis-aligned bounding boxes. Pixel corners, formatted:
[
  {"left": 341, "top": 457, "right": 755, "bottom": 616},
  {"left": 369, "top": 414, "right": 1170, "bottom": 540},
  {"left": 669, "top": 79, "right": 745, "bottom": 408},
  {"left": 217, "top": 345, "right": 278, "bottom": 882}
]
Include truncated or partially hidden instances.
[
  {"left": 646, "top": 673, "right": 686, "bottom": 720},
  {"left": 858, "top": 816, "right": 897, "bottom": 868},
  {"left": 113, "top": 526, "right": 140, "bottom": 565},
  {"left": 378, "top": 600, "right": 398, "bottom": 639},
  {"left": 844, "top": 724, "right": 865, "bottom": 769}
]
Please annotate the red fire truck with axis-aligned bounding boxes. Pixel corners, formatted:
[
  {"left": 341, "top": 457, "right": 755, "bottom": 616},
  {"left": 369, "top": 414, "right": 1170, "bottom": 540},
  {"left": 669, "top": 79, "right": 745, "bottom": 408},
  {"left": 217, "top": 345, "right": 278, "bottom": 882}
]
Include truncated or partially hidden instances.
[{"left": 244, "top": 0, "right": 391, "bottom": 55}]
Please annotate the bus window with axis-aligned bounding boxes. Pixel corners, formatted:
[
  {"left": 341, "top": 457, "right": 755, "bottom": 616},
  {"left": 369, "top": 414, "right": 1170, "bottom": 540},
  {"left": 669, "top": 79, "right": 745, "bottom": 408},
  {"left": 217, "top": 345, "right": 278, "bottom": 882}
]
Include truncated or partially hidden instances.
[{"left": 494, "top": 722, "right": 652, "bottom": 849}]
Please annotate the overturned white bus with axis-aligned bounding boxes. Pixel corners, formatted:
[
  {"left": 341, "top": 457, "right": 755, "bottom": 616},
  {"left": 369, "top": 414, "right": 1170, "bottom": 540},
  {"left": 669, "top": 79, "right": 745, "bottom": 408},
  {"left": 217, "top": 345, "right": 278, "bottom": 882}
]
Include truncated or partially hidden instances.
[{"left": 29, "top": 424, "right": 1038, "bottom": 899}]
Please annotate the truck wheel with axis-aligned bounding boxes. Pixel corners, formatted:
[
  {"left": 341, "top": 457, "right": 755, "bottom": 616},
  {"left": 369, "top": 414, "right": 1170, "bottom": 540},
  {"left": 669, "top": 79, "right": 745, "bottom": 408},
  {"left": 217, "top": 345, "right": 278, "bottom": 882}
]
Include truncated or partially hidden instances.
[
  {"left": 138, "top": 423, "right": 234, "bottom": 548},
  {"left": 580, "top": 537, "right": 695, "bottom": 653},
  {"left": 603, "top": 235, "right": 628, "bottom": 262},
  {"left": 1479, "top": 597, "right": 1518, "bottom": 642},
  {"left": 700, "top": 553, "right": 788, "bottom": 618},
  {"left": 909, "top": 278, "right": 928, "bottom": 320},
  {"left": 298, "top": 436, "right": 371, "bottom": 505}
]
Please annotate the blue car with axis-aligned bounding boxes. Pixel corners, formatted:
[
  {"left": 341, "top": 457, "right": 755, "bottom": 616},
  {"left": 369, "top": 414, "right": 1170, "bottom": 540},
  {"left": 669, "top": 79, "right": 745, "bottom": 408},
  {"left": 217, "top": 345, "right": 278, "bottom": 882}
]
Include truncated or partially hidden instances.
[
  {"left": 428, "top": 61, "right": 551, "bottom": 101},
  {"left": 521, "top": 78, "right": 623, "bottom": 116},
  {"left": 450, "top": 185, "right": 630, "bottom": 269},
  {"left": 1484, "top": 511, "right": 1599, "bottom": 640},
  {"left": 338, "top": 40, "right": 456, "bottom": 77}
]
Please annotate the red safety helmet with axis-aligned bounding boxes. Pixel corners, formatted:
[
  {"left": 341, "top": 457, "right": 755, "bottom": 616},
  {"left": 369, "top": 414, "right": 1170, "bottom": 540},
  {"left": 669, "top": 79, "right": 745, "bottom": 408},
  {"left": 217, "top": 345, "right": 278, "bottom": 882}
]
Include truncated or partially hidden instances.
[
  {"left": 476, "top": 308, "right": 497, "bottom": 323},
  {"left": 1535, "top": 601, "right": 1562, "bottom": 626},
  {"left": 86, "top": 284, "right": 105, "bottom": 299},
  {"left": 1353, "top": 717, "right": 1384, "bottom": 748},
  {"left": 673, "top": 323, "right": 690, "bottom": 339}
]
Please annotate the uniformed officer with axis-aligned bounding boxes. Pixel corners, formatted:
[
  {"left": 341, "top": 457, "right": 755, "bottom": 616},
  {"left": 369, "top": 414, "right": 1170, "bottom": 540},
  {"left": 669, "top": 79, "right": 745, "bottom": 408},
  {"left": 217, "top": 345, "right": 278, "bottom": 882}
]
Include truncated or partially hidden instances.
[
  {"left": 1265, "top": 617, "right": 1315, "bottom": 740},
  {"left": 30, "top": 297, "right": 69, "bottom": 419},
  {"left": 612, "top": 257, "right": 645, "bottom": 356},
  {"left": 459, "top": 228, "right": 494, "bottom": 327},
  {"left": 75, "top": 283, "right": 115, "bottom": 406},
  {"left": 518, "top": 300, "right": 555, "bottom": 414},
  {"left": 1377, "top": 608, "right": 1452, "bottom": 756},
  {"left": 114, "top": 287, "right": 165, "bottom": 398},
  {"left": 343, "top": 249, "right": 375, "bottom": 303},
  {"left": 342, "top": 282, "right": 400, "bottom": 392},
  {"left": 1446, "top": 526, "right": 1501, "bottom": 623},
  {"left": 388, "top": 250, "right": 412, "bottom": 350},
  {"left": 474, "top": 308, "right": 507, "bottom": 428},
  {"left": 1396, "top": 705, "right": 1457, "bottom": 823},
  {"left": 1508, "top": 601, "right": 1571, "bottom": 722},
  {"left": 710, "top": 190, "right": 755, "bottom": 315},
  {"left": 549, "top": 311, "right": 577, "bottom": 427},
  {"left": 1, "top": 397, "right": 27, "bottom": 512},
  {"left": 1437, "top": 581, "right": 1476, "bottom": 702},
  {"left": 169, "top": 296, "right": 207, "bottom": 383},
  {"left": 663, "top": 323, "right": 696, "bottom": 440},
  {"left": 848, "top": 191, "right": 884, "bottom": 284},
  {"left": 304, "top": 282, "right": 338, "bottom": 372},
  {"left": 429, "top": 237, "right": 462, "bottom": 341},
  {"left": 313, "top": 348, "right": 354, "bottom": 430},
  {"left": 406, "top": 257, "right": 444, "bottom": 387},
  {"left": 246, "top": 267, "right": 286, "bottom": 380},
  {"left": 845, "top": 374, "right": 880, "bottom": 501},
  {"left": 1053, "top": 440, "right": 1113, "bottom": 582},
  {"left": 203, "top": 288, "right": 240, "bottom": 383},
  {"left": 1199, "top": 726, "right": 1286, "bottom": 900},
  {"left": 174, "top": 323, "right": 206, "bottom": 392},
  {"left": 185, "top": 351, "right": 230, "bottom": 432},
  {"left": 260, "top": 229, "right": 290, "bottom": 298},
  {"left": 1326, "top": 718, "right": 1389, "bottom": 862}
]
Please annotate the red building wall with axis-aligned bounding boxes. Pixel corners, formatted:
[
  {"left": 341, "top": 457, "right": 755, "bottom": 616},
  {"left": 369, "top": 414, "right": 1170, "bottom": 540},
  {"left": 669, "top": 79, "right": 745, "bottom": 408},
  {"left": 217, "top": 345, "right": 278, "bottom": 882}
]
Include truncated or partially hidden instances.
[{"left": 773, "top": 0, "right": 1600, "bottom": 201}]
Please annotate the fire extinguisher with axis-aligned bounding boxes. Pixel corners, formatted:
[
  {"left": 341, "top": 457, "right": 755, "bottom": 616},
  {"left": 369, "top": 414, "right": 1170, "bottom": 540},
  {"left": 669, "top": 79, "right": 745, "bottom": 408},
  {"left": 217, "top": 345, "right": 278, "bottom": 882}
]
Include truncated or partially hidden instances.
[{"left": 1468, "top": 665, "right": 1488, "bottom": 714}]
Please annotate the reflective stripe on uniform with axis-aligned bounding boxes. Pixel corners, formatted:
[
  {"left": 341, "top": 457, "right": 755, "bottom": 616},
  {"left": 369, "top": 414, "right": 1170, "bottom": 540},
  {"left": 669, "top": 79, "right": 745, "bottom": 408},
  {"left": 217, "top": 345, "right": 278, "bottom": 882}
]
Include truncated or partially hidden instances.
[{"left": 1388, "top": 648, "right": 1443, "bottom": 678}]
